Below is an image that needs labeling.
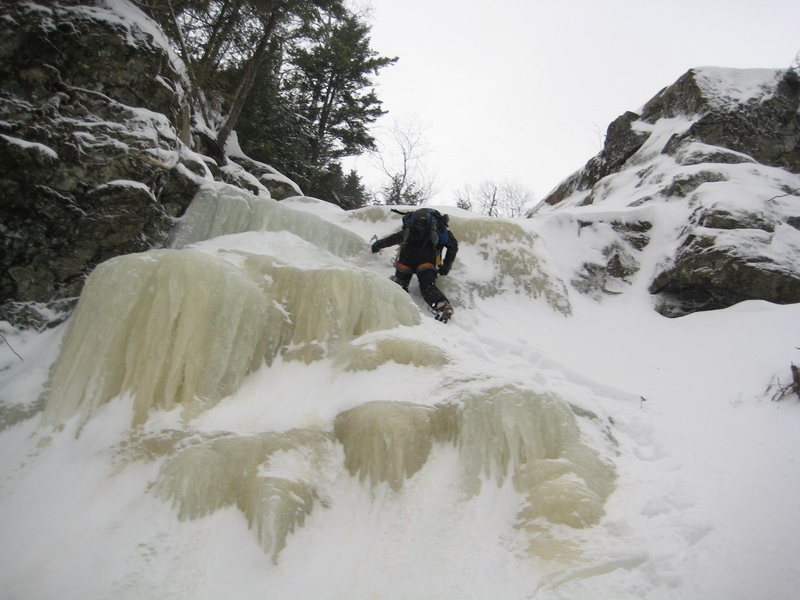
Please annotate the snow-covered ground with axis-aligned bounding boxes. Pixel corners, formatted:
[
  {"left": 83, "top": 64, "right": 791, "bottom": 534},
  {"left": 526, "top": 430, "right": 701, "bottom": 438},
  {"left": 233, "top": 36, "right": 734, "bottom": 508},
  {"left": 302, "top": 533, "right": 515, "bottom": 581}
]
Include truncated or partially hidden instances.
[
  {"left": 1, "top": 180, "right": 798, "bottom": 600},
  {"left": 3, "top": 3, "right": 797, "bottom": 594}
]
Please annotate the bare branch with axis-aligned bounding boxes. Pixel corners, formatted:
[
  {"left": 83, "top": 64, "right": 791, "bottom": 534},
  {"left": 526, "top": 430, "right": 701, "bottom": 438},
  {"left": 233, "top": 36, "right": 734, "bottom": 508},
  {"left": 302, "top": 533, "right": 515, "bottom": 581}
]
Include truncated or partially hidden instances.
[
  {"left": 455, "top": 179, "right": 536, "bottom": 218},
  {"left": 371, "top": 118, "right": 435, "bottom": 205}
]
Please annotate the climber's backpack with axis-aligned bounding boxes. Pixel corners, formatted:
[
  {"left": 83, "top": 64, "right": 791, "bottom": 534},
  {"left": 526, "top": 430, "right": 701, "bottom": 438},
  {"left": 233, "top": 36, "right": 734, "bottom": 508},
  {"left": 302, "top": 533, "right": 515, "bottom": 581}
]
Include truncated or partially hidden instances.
[{"left": 398, "top": 208, "right": 450, "bottom": 247}]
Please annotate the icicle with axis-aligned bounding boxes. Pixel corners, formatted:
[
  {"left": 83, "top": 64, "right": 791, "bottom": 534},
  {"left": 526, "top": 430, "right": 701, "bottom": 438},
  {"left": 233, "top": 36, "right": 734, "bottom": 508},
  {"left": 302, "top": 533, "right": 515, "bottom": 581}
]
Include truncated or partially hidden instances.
[
  {"left": 334, "top": 401, "right": 449, "bottom": 491},
  {"left": 238, "top": 476, "right": 319, "bottom": 562},
  {"left": 241, "top": 254, "right": 420, "bottom": 353},
  {"left": 41, "top": 250, "right": 272, "bottom": 427},
  {"left": 170, "top": 184, "right": 366, "bottom": 258},
  {"left": 339, "top": 336, "right": 450, "bottom": 371},
  {"left": 41, "top": 245, "right": 420, "bottom": 428},
  {"left": 155, "top": 430, "right": 331, "bottom": 559},
  {"left": 454, "top": 385, "right": 615, "bottom": 528}
]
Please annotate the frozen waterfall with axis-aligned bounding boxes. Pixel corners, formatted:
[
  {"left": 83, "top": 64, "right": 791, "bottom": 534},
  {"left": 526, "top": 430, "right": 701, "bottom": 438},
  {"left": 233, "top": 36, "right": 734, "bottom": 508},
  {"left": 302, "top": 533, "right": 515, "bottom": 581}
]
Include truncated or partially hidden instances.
[
  {"left": 170, "top": 184, "right": 366, "bottom": 258},
  {"left": 33, "top": 182, "right": 618, "bottom": 588},
  {"left": 41, "top": 249, "right": 270, "bottom": 427}
]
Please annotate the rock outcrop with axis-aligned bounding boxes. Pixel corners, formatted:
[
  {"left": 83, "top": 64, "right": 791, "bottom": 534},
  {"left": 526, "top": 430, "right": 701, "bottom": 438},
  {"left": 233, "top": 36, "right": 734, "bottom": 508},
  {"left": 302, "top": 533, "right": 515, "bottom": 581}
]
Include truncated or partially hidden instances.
[
  {"left": 534, "top": 67, "right": 800, "bottom": 316},
  {"left": 649, "top": 201, "right": 800, "bottom": 315},
  {"left": 0, "top": 1, "right": 300, "bottom": 326},
  {"left": 658, "top": 69, "right": 800, "bottom": 173},
  {"left": 541, "top": 111, "right": 649, "bottom": 208}
]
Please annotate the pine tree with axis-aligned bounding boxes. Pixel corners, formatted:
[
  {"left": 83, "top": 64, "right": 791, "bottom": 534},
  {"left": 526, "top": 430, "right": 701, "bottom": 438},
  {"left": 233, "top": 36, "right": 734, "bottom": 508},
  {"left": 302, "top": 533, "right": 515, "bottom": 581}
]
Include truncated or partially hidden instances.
[
  {"left": 302, "top": 164, "right": 370, "bottom": 209},
  {"left": 340, "top": 169, "right": 370, "bottom": 209},
  {"left": 286, "top": 12, "right": 396, "bottom": 187},
  {"left": 237, "top": 8, "right": 395, "bottom": 203},
  {"left": 140, "top": 1, "right": 392, "bottom": 207},
  {"left": 141, "top": 0, "right": 350, "bottom": 161}
]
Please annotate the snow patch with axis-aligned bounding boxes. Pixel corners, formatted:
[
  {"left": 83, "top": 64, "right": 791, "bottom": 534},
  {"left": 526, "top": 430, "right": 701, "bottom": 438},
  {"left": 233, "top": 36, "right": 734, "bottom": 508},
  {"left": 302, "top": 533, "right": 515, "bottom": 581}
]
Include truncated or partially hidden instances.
[
  {"left": 0, "top": 133, "right": 58, "bottom": 160},
  {"left": 694, "top": 66, "right": 784, "bottom": 109}
]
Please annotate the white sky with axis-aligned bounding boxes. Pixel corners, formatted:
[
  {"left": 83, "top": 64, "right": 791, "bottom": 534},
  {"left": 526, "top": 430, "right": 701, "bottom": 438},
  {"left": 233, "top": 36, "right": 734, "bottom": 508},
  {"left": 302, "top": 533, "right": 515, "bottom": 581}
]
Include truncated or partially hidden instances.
[{"left": 344, "top": 0, "right": 800, "bottom": 203}]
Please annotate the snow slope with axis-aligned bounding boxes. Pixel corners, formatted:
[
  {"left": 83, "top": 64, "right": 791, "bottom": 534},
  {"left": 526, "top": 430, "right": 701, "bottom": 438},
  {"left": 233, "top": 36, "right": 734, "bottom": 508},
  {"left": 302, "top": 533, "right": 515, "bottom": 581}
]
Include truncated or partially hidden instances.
[{"left": 1, "top": 177, "right": 798, "bottom": 600}]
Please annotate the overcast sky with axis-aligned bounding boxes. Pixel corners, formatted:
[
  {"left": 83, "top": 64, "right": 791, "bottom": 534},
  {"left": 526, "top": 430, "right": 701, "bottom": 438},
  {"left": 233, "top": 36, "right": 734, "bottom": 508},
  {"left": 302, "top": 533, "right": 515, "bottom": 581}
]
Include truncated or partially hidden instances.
[{"left": 344, "top": 0, "right": 800, "bottom": 203}]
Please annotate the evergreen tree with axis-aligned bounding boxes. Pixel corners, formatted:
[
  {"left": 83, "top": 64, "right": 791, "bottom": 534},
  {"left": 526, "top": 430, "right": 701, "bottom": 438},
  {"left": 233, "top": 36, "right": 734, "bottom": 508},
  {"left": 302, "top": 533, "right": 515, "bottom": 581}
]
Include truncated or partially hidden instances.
[
  {"left": 305, "top": 165, "right": 369, "bottom": 209},
  {"left": 290, "top": 14, "right": 395, "bottom": 162},
  {"left": 237, "top": 8, "right": 395, "bottom": 206},
  {"left": 235, "top": 61, "right": 314, "bottom": 179},
  {"left": 139, "top": 0, "right": 349, "bottom": 159},
  {"left": 139, "top": 1, "right": 391, "bottom": 208},
  {"left": 286, "top": 12, "right": 396, "bottom": 190},
  {"left": 341, "top": 169, "right": 369, "bottom": 208}
]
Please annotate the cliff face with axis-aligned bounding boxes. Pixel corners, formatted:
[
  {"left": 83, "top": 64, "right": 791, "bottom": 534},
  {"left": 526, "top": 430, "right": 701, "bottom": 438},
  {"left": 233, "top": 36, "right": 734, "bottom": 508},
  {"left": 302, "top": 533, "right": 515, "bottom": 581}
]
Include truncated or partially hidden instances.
[
  {"left": 0, "top": 1, "right": 299, "bottom": 326},
  {"left": 534, "top": 67, "right": 800, "bottom": 316}
]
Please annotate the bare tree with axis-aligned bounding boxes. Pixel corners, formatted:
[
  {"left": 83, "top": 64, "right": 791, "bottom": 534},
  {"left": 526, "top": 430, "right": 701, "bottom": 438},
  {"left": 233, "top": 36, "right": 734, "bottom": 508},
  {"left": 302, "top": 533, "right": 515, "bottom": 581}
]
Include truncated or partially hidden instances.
[
  {"left": 496, "top": 180, "right": 535, "bottom": 218},
  {"left": 371, "top": 118, "right": 435, "bottom": 205},
  {"left": 454, "top": 180, "right": 535, "bottom": 218}
]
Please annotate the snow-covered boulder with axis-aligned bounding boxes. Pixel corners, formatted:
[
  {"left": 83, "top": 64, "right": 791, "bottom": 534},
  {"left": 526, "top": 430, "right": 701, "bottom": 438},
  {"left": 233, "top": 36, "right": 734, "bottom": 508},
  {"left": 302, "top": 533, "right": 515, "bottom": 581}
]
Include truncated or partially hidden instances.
[{"left": 650, "top": 201, "right": 800, "bottom": 315}]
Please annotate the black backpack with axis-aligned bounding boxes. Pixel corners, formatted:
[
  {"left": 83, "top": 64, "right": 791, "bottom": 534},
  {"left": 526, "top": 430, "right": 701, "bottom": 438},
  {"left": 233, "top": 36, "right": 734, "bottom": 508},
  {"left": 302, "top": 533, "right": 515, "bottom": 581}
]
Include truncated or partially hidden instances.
[{"left": 398, "top": 208, "right": 449, "bottom": 247}]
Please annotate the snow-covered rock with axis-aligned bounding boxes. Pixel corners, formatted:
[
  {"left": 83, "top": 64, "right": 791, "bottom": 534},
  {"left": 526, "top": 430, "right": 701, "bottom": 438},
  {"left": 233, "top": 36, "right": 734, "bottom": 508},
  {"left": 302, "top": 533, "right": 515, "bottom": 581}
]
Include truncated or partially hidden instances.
[
  {"left": 0, "top": 0, "right": 301, "bottom": 325},
  {"left": 533, "top": 67, "right": 800, "bottom": 315}
]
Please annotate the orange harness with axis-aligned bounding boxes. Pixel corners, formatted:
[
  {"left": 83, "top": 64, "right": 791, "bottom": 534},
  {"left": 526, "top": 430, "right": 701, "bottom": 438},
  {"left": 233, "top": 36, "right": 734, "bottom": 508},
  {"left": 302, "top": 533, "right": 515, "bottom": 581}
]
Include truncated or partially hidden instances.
[{"left": 394, "top": 261, "right": 436, "bottom": 273}]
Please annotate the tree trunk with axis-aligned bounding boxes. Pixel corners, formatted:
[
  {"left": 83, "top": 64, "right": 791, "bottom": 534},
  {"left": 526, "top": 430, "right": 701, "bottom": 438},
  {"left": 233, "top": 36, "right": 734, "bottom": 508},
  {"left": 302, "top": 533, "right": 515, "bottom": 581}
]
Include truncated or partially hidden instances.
[
  {"left": 199, "top": 0, "right": 242, "bottom": 73},
  {"left": 215, "top": 10, "right": 281, "bottom": 163},
  {"left": 310, "top": 73, "right": 344, "bottom": 166},
  {"left": 166, "top": 0, "right": 210, "bottom": 128},
  {"left": 487, "top": 188, "right": 499, "bottom": 217}
]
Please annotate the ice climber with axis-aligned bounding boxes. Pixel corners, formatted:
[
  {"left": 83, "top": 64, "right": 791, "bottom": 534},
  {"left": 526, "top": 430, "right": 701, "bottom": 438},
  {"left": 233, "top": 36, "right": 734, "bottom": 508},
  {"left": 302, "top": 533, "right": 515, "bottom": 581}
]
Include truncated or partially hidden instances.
[{"left": 371, "top": 208, "right": 458, "bottom": 323}]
